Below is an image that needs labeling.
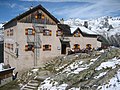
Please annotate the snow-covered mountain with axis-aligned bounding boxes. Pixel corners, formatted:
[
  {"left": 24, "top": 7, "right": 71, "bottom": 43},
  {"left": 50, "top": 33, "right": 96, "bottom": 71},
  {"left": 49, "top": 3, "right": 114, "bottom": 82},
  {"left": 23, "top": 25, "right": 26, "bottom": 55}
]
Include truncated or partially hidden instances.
[{"left": 64, "top": 16, "right": 120, "bottom": 47}]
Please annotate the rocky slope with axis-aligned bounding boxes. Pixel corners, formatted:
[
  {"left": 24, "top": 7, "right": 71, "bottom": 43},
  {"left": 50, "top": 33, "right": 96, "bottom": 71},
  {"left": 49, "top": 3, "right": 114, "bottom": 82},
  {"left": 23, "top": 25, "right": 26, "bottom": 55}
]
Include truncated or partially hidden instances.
[{"left": 0, "top": 47, "right": 120, "bottom": 90}]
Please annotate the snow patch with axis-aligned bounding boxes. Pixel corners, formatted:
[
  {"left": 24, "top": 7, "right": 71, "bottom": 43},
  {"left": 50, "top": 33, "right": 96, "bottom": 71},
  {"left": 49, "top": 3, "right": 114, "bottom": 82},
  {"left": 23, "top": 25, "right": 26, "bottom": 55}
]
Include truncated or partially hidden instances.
[{"left": 96, "top": 57, "right": 120, "bottom": 70}]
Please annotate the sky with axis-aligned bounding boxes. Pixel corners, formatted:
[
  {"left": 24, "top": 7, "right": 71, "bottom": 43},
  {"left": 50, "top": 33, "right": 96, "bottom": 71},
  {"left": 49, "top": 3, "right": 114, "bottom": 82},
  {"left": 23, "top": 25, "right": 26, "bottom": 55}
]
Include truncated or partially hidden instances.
[{"left": 0, "top": 0, "right": 120, "bottom": 23}]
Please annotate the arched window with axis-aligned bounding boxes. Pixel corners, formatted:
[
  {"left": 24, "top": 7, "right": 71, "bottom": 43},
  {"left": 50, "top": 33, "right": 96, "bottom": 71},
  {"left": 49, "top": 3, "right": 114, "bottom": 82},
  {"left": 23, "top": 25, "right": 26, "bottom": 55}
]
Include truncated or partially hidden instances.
[
  {"left": 74, "top": 44, "right": 80, "bottom": 49},
  {"left": 86, "top": 44, "right": 92, "bottom": 50}
]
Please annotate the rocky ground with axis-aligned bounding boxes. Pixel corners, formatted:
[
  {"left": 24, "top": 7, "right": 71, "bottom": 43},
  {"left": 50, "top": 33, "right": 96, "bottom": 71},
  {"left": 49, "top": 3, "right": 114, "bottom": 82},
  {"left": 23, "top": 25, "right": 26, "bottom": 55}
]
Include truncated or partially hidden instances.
[{"left": 0, "top": 47, "right": 120, "bottom": 90}]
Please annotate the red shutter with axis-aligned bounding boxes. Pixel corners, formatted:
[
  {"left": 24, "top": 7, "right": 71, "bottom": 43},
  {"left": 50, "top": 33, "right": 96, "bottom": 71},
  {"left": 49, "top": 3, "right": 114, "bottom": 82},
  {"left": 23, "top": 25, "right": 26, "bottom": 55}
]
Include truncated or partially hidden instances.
[
  {"left": 49, "top": 30, "right": 52, "bottom": 36},
  {"left": 56, "top": 31, "right": 58, "bottom": 36},
  {"left": 32, "top": 29, "right": 35, "bottom": 35},
  {"left": 43, "top": 45, "right": 45, "bottom": 51},
  {"left": 25, "top": 45, "right": 28, "bottom": 51},
  {"left": 49, "top": 45, "right": 51, "bottom": 50},
  {"left": 25, "top": 29, "right": 28, "bottom": 35}
]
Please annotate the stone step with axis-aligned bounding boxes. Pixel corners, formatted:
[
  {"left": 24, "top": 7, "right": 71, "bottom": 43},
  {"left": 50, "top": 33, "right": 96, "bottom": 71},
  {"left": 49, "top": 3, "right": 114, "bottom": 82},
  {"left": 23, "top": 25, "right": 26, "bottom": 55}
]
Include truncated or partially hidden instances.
[
  {"left": 30, "top": 80, "right": 39, "bottom": 83},
  {"left": 27, "top": 82, "right": 39, "bottom": 87},
  {"left": 23, "top": 85, "right": 37, "bottom": 89},
  {"left": 22, "top": 87, "right": 34, "bottom": 90}
]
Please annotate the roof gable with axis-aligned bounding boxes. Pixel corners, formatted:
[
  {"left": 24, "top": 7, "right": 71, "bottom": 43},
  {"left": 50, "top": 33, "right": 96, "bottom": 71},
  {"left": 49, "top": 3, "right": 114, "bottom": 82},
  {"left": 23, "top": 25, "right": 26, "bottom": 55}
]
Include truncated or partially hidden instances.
[
  {"left": 4, "top": 4, "right": 59, "bottom": 27},
  {"left": 73, "top": 27, "right": 97, "bottom": 37}
]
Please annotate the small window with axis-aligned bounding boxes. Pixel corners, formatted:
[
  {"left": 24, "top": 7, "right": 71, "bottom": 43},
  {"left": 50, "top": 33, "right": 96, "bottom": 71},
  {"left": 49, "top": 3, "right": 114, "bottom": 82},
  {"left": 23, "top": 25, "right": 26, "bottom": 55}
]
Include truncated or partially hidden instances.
[
  {"left": 7, "top": 30, "right": 9, "bottom": 36},
  {"left": 43, "top": 29, "right": 52, "bottom": 36},
  {"left": 74, "top": 44, "right": 80, "bottom": 49},
  {"left": 25, "top": 43, "right": 34, "bottom": 51},
  {"left": 74, "top": 31, "right": 80, "bottom": 37},
  {"left": 25, "top": 28, "right": 35, "bottom": 35},
  {"left": 86, "top": 44, "right": 92, "bottom": 50},
  {"left": 8, "top": 43, "right": 10, "bottom": 49},
  {"left": 43, "top": 44, "right": 51, "bottom": 51},
  {"left": 10, "top": 44, "right": 13, "bottom": 50},
  {"left": 10, "top": 29, "right": 13, "bottom": 36},
  {"left": 56, "top": 30, "right": 63, "bottom": 36}
]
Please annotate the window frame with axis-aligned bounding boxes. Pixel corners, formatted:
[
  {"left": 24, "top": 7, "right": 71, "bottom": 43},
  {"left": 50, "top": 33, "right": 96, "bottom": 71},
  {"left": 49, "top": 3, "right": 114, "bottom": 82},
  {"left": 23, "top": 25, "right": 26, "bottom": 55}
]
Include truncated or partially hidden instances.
[
  {"left": 10, "top": 44, "right": 13, "bottom": 51},
  {"left": 86, "top": 44, "right": 92, "bottom": 50},
  {"left": 43, "top": 44, "right": 51, "bottom": 51},
  {"left": 10, "top": 29, "right": 13, "bottom": 36},
  {"left": 25, "top": 43, "right": 34, "bottom": 51},
  {"left": 7, "top": 30, "right": 9, "bottom": 36},
  {"left": 56, "top": 30, "right": 63, "bottom": 36},
  {"left": 74, "top": 44, "right": 80, "bottom": 49},
  {"left": 25, "top": 28, "right": 35, "bottom": 35},
  {"left": 43, "top": 29, "right": 52, "bottom": 36},
  {"left": 74, "top": 31, "right": 80, "bottom": 37}
]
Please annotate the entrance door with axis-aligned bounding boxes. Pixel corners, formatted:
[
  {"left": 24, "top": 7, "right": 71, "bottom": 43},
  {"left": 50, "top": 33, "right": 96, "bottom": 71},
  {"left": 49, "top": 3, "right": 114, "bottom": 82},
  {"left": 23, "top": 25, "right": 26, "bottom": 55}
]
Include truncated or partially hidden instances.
[{"left": 61, "top": 44, "right": 66, "bottom": 54}]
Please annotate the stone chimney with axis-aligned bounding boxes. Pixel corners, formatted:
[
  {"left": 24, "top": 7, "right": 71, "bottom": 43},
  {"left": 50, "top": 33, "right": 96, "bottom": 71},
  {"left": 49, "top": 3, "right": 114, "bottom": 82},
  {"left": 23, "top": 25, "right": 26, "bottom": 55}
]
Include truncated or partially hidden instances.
[
  {"left": 60, "top": 18, "right": 64, "bottom": 24},
  {"left": 30, "top": 6, "right": 33, "bottom": 10}
]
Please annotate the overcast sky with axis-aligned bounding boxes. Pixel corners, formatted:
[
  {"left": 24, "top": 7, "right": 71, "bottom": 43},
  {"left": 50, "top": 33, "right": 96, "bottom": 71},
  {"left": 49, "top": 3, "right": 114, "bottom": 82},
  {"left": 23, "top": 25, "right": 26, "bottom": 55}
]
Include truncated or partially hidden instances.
[{"left": 0, "top": 0, "right": 120, "bottom": 23}]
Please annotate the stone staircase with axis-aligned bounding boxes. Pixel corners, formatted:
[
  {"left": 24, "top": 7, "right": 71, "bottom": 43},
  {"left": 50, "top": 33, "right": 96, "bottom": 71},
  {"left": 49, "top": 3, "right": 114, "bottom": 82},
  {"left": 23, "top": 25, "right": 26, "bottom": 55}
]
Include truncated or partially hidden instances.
[{"left": 20, "top": 79, "right": 40, "bottom": 90}]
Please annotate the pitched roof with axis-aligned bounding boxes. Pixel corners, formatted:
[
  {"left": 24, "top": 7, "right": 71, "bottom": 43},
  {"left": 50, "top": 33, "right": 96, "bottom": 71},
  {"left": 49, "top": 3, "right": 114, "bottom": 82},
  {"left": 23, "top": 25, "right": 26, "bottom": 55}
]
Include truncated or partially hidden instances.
[
  {"left": 4, "top": 4, "right": 59, "bottom": 27},
  {"left": 71, "top": 26, "right": 98, "bottom": 37},
  {"left": 58, "top": 24, "right": 71, "bottom": 36}
]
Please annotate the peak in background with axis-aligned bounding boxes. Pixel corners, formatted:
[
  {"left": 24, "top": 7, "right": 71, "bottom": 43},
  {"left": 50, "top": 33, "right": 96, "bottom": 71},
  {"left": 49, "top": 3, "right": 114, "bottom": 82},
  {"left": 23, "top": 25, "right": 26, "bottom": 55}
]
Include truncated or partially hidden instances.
[{"left": 64, "top": 16, "right": 120, "bottom": 47}]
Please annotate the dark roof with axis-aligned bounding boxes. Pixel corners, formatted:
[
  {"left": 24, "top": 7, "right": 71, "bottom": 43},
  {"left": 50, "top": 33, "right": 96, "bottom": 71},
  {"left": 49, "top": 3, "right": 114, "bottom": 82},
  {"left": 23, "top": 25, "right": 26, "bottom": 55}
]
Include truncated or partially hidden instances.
[
  {"left": 58, "top": 24, "right": 71, "bottom": 36},
  {"left": 73, "top": 28, "right": 97, "bottom": 37},
  {"left": 4, "top": 4, "right": 59, "bottom": 27}
]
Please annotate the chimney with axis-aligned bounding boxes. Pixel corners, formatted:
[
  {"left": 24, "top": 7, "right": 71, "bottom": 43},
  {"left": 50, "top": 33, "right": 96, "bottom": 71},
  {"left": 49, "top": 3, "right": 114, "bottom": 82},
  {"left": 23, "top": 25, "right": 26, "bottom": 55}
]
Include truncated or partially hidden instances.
[
  {"left": 30, "top": 6, "right": 33, "bottom": 10},
  {"left": 60, "top": 18, "right": 64, "bottom": 24}
]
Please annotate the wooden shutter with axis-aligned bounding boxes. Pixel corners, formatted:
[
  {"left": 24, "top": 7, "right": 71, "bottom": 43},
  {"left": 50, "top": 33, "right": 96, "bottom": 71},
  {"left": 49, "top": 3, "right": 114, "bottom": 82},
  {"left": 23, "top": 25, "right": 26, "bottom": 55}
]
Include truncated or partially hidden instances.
[
  {"left": 43, "top": 45, "right": 45, "bottom": 51},
  {"left": 7, "top": 31, "right": 9, "bottom": 36},
  {"left": 49, "top": 45, "right": 51, "bottom": 50},
  {"left": 78, "top": 45, "right": 80, "bottom": 49},
  {"left": 74, "top": 34, "right": 76, "bottom": 37},
  {"left": 41, "top": 14, "right": 45, "bottom": 19},
  {"left": 8, "top": 43, "right": 10, "bottom": 49},
  {"left": 25, "top": 29, "right": 28, "bottom": 35},
  {"left": 49, "top": 30, "right": 52, "bottom": 36},
  {"left": 25, "top": 45, "right": 28, "bottom": 51},
  {"left": 56, "top": 31, "right": 58, "bottom": 36},
  {"left": 32, "top": 29, "right": 35, "bottom": 35}
]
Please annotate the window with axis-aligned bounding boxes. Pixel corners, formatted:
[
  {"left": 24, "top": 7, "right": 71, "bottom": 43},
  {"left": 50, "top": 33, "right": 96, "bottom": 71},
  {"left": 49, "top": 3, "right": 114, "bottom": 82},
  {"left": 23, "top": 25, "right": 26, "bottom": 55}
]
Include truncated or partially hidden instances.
[
  {"left": 35, "top": 12, "right": 45, "bottom": 20},
  {"left": 25, "top": 28, "right": 35, "bottom": 35},
  {"left": 74, "top": 44, "right": 80, "bottom": 49},
  {"left": 25, "top": 43, "right": 34, "bottom": 51},
  {"left": 10, "top": 29, "right": 13, "bottom": 36},
  {"left": 56, "top": 30, "right": 63, "bottom": 36},
  {"left": 43, "top": 44, "right": 51, "bottom": 51},
  {"left": 43, "top": 29, "right": 52, "bottom": 36},
  {"left": 10, "top": 44, "right": 13, "bottom": 50},
  {"left": 7, "top": 30, "right": 9, "bottom": 36},
  {"left": 86, "top": 44, "right": 92, "bottom": 50},
  {"left": 8, "top": 43, "right": 10, "bottom": 49},
  {"left": 74, "top": 31, "right": 80, "bottom": 37}
]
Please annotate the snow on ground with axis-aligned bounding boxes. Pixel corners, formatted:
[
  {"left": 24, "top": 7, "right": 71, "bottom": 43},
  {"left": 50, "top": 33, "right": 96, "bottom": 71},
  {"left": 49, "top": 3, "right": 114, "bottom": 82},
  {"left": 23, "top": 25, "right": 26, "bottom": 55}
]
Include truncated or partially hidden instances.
[
  {"left": 38, "top": 57, "right": 99, "bottom": 90},
  {"left": 39, "top": 77, "right": 68, "bottom": 90},
  {"left": 94, "top": 72, "right": 107, "bottom": 79},
  {"left": 96, "top": 57, "right": 120, "bottom": 70},
  {"left": 0, "top": 63, "right": 4, "bottom": 70},
  {"left": 97, "top": 69, "right": 120, "bottom": 90}
]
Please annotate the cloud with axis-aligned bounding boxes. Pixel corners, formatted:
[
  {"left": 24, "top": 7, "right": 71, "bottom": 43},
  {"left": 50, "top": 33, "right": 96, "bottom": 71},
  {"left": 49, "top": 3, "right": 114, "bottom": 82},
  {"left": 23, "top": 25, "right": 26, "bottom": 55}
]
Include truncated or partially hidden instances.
[
  {"left": 51, "top": 0, "right": 120, "bottom": 19},
  {"left": 8, "top": 3, "right": 16, "bottom": 8}
]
